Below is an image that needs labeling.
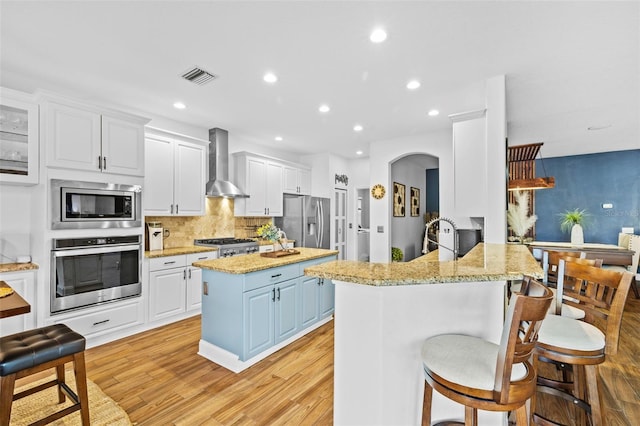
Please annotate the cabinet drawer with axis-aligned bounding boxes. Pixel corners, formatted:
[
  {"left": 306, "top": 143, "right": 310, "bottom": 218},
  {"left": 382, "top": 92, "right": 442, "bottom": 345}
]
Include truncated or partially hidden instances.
[
  {"left": 50, "top": 301, "right": 142, "bottom": 337},
  {"left": 244, "top": 264, "right": 299, "bottom": 292},
  {"left": 187, "top": 251, "right": 218, "bottom": 264},
  {"left": 149, "top": 255, "right": 187, "bottom": 271}
]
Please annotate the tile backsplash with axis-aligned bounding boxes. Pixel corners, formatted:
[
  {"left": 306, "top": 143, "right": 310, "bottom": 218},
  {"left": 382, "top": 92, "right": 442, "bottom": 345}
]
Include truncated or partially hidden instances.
[{"left": 146, "top": 198, "right": 272, "bottom": 248}]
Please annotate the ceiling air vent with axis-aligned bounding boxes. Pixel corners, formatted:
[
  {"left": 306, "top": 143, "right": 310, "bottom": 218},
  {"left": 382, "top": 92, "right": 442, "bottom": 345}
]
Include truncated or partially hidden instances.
[{"left": 181, "top": 67, "right": 217, "bottom": 85}]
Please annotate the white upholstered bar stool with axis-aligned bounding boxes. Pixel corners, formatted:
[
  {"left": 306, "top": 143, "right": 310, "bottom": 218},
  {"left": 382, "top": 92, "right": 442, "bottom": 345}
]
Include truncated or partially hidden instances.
[
  {"left": 533, "top": 260, "right": 634, "bottom": 426},
  {"left": 421, "top": 277, "right": 553, "bottom": 426}
]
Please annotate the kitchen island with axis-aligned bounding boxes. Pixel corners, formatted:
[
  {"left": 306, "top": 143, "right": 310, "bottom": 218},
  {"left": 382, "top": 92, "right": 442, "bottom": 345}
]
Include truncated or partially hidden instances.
[
  {"left": 304, "top": 243, "right": 542, "bottom": 426},
  {"left": 193, "top": 248, "right": 338, "bottom": 372}
]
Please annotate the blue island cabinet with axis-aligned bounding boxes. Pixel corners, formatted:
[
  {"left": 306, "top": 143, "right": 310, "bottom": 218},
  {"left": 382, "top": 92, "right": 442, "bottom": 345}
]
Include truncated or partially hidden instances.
[{"left": 199, "top": 255, "right": 336, "bottom": 372}]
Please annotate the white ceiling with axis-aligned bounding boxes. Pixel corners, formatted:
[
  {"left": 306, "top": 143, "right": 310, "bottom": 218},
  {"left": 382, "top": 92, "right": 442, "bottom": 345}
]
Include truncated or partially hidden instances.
[{"left": 1, "top": 1, "right": 638, "bottom": 159}]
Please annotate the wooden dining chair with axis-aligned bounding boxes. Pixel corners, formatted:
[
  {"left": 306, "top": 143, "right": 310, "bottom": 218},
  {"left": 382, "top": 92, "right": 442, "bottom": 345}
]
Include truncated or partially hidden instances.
[
  {"left": 542, "top": 250, "right": 585, "bottom": 287},
  {"left": 421, "top": 276, "right": 553, "bottom": 425},
  {"left": 532, "top": 261, "right": 634, "bottom": 426}
]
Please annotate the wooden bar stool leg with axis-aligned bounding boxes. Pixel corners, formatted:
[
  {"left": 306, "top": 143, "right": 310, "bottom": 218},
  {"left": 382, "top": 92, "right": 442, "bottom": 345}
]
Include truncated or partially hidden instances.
[
  {"left": 585, "top": 365, "right": 603, "bottom": 426},
  {"left": 422, "top": 382, "right": 433, "bottom": 426},
  {"left": 73, "top": 352, "right": 90, "bottom": 425},
  {"left": 464, "top": 406, "right": 477, "bottom": 426},
  {"left": 574, "top": 365, "right": 586, "bottom": 425},
  {"left": 0, "top": 374, "right": 16, "bottom": 426},
  {"left": 56, "top": 363, "right": 66, "bottom": 403}
]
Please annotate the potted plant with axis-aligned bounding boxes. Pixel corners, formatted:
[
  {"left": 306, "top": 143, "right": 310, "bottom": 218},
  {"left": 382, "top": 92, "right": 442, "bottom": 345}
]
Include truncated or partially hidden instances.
[
  {"left": 256, "top": 222, "right": 286, "bottom": 251},
  {"left": 391, "top": 247, "right": 403, "bottom": 262},
  {"left": 559, "top": 208, "right": 589, "bottom": 245}
]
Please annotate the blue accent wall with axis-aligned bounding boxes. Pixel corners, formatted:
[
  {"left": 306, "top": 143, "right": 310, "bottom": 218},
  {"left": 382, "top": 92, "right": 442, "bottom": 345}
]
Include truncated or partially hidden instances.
[
  {"left": 425, "top": 168, "right": 439, "bottom": 213},
  {"left": 535, "top": 149, "right": 640, "bottom": 244}
]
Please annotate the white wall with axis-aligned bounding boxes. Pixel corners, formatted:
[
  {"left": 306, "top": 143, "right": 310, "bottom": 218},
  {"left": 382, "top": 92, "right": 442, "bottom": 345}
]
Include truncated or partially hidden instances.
[{"left": 369, "top": 129, "right": 453, "bottom": 263}]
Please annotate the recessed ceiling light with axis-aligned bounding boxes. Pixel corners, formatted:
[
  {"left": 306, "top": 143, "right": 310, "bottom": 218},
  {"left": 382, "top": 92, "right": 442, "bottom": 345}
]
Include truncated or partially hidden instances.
[
  {"left": 356, "top": 150, "right": 363, "bottom": 155},
  {"left": 370, "top": 28, "right": 387, "bottom": 43},
  {"left": 275, "top": 136, "right": 283, "bottom": 141},
  {"left": 407, "top": 80, "right": 421, "bottom": 90},
  {"left": 263, "top": 72, "right": 278, "bottom": 83},
  {"left": 319, "top": 104, "right": 330, "bottom": 113},
  {"left": 353, "top": 124, "right": 363, "bottom": 132},
  {"left": 428, "top": 109, "right": 439, "bottom": 117},
  {"left": 173, "top": 102, "right": 186, "bottom": 110}
]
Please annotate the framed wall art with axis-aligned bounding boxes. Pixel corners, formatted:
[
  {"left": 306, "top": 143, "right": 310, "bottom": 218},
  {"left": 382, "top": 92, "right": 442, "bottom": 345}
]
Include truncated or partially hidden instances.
[
  {"left": 410, "top": 187, "right": 420, "bottom": 217},
  {"left": 393, "top": 182, "right": 405, "bottom": 217}
]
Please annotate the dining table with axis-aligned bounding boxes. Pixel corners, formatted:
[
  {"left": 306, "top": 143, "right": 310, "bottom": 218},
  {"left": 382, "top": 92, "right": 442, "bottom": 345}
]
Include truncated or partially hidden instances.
[
  {"left": 526, "top": 241, "right": 634, "bottom": 267},
  {"left": 0, "top": 280, "right": 31, "bottom": 319}
]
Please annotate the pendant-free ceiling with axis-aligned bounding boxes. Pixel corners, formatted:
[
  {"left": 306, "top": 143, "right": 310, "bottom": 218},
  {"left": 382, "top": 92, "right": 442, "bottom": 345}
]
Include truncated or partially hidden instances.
[{"left": 507, "top": 142, "right": 555, "bottom": 191}]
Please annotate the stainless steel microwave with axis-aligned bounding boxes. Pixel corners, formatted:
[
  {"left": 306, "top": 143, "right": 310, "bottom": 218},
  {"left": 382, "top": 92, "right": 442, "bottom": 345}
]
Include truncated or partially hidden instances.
[{"left": 51, "top": 179, "right": 142, "bottom": 229}]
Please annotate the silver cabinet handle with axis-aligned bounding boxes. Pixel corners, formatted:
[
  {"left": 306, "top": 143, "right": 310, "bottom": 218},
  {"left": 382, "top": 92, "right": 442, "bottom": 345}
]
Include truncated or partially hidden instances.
[
  {"left": 176, "top": 204, "right": 179, "bottom": 214},
  {"left": 188, "top": 269, "right": 192, "bottom": 279},
  {"left": 183, "top": 269, "right": 186, "bottom": 280},
  {"left": 163, "top": 261, "right": 176, "bottom": 265},
  {"left": 170, "top": 204, "right": 174, "bottom": 214},
  {"left": 103, "top": 157, "right": 107, "bottom": 170},
  {"left": 97, "top": 156, "right": 102, "bottom": 170},
  {"left": 93, "top": 319, "right": 110, "bottom": 326}
]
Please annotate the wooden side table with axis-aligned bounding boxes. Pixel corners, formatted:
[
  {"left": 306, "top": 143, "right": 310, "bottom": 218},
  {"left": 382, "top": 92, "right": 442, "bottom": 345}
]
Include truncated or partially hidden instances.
[{"left": 0, "top": 280, "right": 31, "bottom": 319}]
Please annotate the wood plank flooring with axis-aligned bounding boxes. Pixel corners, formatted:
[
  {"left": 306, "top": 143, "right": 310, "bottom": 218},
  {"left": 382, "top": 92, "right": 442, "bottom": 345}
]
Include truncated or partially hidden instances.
[{"left": 15, "top": 295, "right": 640, "bottom": 425}]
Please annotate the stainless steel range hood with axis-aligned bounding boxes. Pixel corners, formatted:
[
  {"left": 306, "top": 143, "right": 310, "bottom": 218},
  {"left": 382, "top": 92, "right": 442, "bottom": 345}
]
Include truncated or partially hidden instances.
[{"left": 205, "top": 127, "right": 248, "bottom": 198}]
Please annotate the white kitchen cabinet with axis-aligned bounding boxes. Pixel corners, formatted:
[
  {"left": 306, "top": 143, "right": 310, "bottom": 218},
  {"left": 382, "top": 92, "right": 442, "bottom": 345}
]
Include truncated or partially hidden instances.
[
  {"left": 451, "top": 109, "right": 487, "bottom": 217},
  {"left": 0, "top": 270, "right": 36, "bottom": 335},
  {"left": 0, "top": 88, "right": 39, "bottom": 185},
  {"left": 147, "top": 251, "right": 217, "bottom": 323},
  {"left": 144, "top": 129, "right": 206, "bottom": 216},
  {"left": 43, "top": 97, "right": 147, "bottom": 176},
  {"left": 283, "top": 164, "right": 311, "bottom": 195},
  {"left": 233, "top": 153, "right": 283, "bottom": 217}
]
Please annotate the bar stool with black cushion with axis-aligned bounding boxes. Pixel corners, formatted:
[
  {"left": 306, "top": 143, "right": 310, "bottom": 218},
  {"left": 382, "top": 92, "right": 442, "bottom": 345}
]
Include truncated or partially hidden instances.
[
  {"left": 532, "top": 260, "right": 634, "bottom": 426},
  {"left": 0, "top": 324, "right": 90, "bottom": 426},
  {"left": 421, "top": 276, "right": 553, "bottom": 426}
]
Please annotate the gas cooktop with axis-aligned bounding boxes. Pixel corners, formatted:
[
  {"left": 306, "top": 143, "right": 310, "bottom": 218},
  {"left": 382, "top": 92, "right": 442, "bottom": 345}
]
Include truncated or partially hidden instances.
[{"left": 194, "top": 238, "right": 259, "bottom": 257}]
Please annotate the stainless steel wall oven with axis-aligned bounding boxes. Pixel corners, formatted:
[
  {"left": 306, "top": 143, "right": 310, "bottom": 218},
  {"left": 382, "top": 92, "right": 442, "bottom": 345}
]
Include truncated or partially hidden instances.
[
  {"left": 51, "top": 235, "right": 142, "bottom": 313},
  {"left": 51, "top": 179, "right": 142, "bottom": 229}
]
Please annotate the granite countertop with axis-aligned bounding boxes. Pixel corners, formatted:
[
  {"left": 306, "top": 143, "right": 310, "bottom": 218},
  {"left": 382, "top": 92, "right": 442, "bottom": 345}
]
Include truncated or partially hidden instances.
[
  {"left": 145, "top": 246, "right": 219, "bottom": 258},
  {"left": 303, "top": 243, "right": 543, "bottom": 286},
  {"left": 193, "top": 247, "right": 339, "bottom": 274},
  {"left": 0, "top": 262, "right": 39, "bottom": 273}
]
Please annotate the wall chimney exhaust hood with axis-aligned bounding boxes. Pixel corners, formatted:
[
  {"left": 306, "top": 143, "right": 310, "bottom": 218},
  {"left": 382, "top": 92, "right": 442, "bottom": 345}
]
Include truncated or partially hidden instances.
[{"left": 206, "top": 127, "right": 248, "bottom": 198}]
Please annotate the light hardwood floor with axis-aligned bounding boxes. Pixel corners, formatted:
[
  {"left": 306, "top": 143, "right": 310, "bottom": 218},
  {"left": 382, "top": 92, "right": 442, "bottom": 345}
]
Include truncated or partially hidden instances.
[{"left": 15, "top": 295, "right": 640, "bottom": 425}]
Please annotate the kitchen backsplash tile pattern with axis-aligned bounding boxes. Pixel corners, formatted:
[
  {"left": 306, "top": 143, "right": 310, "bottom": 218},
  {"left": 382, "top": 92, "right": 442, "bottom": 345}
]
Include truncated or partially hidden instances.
[{"left": 146, "top": 198, "right": 273, "bottom": 248}]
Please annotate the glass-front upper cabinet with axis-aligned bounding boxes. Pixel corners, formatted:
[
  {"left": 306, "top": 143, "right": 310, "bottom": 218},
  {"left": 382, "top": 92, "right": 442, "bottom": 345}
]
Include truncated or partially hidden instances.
[{"left": 0, "top": 88, "right": 39, "bottom": 185}]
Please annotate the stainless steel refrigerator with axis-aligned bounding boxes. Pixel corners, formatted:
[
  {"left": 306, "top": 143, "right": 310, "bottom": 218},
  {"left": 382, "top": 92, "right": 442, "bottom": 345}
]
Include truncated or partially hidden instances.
[{"left": 275, "top": 195, "right": 330, "bottom": 249}]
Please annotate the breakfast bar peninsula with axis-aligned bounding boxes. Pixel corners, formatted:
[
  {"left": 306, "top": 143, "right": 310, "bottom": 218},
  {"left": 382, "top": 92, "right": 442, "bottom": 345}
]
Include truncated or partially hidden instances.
[{"left": 304, "top": 243, "right": 542, "bottom": 425}]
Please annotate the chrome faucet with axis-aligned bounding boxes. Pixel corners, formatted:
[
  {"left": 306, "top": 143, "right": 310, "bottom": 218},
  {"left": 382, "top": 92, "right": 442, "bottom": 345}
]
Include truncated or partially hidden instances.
[{"left": 422, "top": 217, "right": 458, "bottom": 259}]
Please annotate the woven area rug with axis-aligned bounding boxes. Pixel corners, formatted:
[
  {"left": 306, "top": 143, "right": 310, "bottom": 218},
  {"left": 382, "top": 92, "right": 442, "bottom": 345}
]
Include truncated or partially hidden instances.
[{"left": 10, "top": 374, "right": 132, "bottom": 426}]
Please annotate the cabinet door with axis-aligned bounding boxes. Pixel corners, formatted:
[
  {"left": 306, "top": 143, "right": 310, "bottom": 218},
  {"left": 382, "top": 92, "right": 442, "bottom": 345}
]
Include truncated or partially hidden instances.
[
  {"left": 174, "top": 140, "right": 205, "bottom": 216},
  {"left": 243, "top": 285, "right": 274, "bottom": 360},
  {"left": 274, "top": 279, "right": 299, "bottom": 343},
  {"left": 319, "top": 278, "right": 335, "bottom": 318},
  {"left": 0, "top": 271, "right": 36, "bottom": 335},
  {"left": 300, "top": 276, "right": 320, "bottom": 328},
  {"left": 186, "top": 266, "right": 203, "bottom": 311},
  {"left": 149, "top": 268, "right": 186, "bottom": 322},
  {"left": 46, "top": 102, "right": 101, "bottom": 171},
  {"left": 144, "top": 136, "right": 174, "bottom": 215},
  {"left": 298, "top": 168, "right": 311, "bottom": 195},
  {"left": 101, "top": 115, "right": 145, "bottom": 176},
  {"left": 282, "top": 165, "right": 299, "bottom": 194},
  {"left": 245, "top": 158, "right": 268, "bottom": 216},
  {"left": 0, "top": 89, "right": 39, "bottom": 185},
  {"left": 265, "top": 161, "right": 283, "bottom": 216}
]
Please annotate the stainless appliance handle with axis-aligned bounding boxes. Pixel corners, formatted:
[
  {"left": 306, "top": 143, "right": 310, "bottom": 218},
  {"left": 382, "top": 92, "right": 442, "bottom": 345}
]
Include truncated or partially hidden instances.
[
  {"left": 319, "top": 200, "right": 324, "bottom": 248},
  {"left": 315, "top": 201, "right": 321, "bottom": 248},
  {"left": 52, "top": 243, "right": 141, "bottom": 258}
]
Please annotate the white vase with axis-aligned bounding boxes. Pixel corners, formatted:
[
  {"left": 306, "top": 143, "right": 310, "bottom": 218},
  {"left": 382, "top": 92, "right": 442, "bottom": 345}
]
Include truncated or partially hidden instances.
[{"left": 571, "top": 224, "right": 584, "bottom": 245}]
